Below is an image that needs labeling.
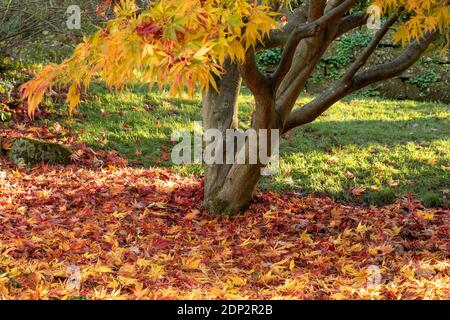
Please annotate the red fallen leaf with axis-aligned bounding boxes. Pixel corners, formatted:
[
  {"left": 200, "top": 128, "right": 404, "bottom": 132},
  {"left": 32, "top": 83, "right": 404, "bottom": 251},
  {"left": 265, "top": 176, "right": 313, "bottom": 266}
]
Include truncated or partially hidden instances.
[
  {"left": 161, "top": 147, "right": 169, "bottom": 162},
  {"left": 101, "top": 0, "right": 112, "bottom": 8},
  {"left": 344, "top": 171, "right": 355, "bottom": 179},
  {"left": 7, "top": 132, "right": 22, "bottom": 138},
  {"left": 184, "top": 278, "right": 198, "bottom": 286},
  {"left": 110, "top": 185, "right": 125, "bottom": 196},
  {"left": 69, "top": 153, "right": 80, "bottom": 162},
  {"left": 80, "top": 208, "right": 94, "bottom": 217},
  {"left": 349, "top": 187, "right": 366, "bottom": 197},
  {"left": 174, "top": 196, "right": 191, "bottom": 205},
  {"left": 185, "top": 210, "right": 199, "bottom": 220},
  {"left": 326, "top": 157, "right": 338, "bottom": 165},
  {"left": 282, "top": 133, "right": 295, "bottom": 141},
  {"left": 1, "top": 139, "right": 13, "bottom": 150},
  {"left": 183, "top": 220, "right": 193, "bottom": 228},
  {"left": 401, "top": 194, "right": 424, "bottom": 213},
  {"left": 152, "top": 236, "right": 172, "bottom": 250},
  {"left": 120, "top": 122, "right": 130, "bottom": 129},
  {"left": 69, "top": 32, "right": 78, "bottom": 42},
  {"left": 101, "top": 200, "right": 117, "bottom": 212},
  {"left": 95, "top": 6, "right": 108, "bottom": 20}
]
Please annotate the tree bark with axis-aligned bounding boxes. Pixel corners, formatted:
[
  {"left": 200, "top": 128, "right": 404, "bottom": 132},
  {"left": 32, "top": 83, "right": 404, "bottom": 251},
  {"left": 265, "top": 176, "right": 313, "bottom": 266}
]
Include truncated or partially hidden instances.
[
  {"left": 202, "top": 59, "right": 244, "bottom": 214},
  {"left": 202, "top": 60, "right": 274, "bottom": 215},
  {"left": 205, "top": 163, "right": 263, "bottom": 215}
]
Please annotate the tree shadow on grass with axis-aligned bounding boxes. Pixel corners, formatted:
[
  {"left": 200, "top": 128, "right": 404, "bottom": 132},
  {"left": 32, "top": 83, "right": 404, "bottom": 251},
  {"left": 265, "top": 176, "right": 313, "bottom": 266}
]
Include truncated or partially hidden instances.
[
  {"left": 271, "top": 116, "right": 449, "bottom": 207},
  {"left": 83, "top": 116, "right": 448, "bottom": 207},
  {"left": 67, "top": 88, "right": 449, "bottom": 207},
  {"left": 284, "top": 116, "right": 448, "bottom": 150}
]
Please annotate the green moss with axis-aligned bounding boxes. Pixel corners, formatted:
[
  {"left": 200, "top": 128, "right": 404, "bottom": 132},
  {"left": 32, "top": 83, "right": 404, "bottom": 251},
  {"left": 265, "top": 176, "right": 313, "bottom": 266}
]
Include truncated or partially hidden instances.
[{"left": 7, "top": 137, "right": 73, "bottom": 166}]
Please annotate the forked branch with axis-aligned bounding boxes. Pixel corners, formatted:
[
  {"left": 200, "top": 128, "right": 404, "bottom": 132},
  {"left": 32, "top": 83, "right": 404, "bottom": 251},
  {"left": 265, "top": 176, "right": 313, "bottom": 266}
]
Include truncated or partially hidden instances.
[{"left": 283, "top": 30, "right": 438, "bottom": 133}]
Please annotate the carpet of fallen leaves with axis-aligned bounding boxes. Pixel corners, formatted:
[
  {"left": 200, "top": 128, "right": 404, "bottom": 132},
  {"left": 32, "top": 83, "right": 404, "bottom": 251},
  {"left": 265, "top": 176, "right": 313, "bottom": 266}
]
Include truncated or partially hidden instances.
[
  {"left": 0, "top": 104, "right": 449, "bottom": 300},
  {"left": 0, "top": 156, "right": 449, "bottom": 300}
]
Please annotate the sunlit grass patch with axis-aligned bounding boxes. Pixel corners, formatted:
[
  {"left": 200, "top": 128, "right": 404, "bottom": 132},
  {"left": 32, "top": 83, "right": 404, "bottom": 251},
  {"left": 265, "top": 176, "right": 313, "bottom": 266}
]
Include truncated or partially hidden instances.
[{"left": 46, "top": 84, "right": 449, "bottom": 207}]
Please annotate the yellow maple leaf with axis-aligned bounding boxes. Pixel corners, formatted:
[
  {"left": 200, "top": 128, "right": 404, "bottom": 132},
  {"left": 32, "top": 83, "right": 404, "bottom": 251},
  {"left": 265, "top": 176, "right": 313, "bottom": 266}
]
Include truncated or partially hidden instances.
[
  {"left": 355, "top": 222, "right": 372, "bottom": 236},
  {"left": 299, "top": 230, "right": 313, "bottom": 244},
  {"left": 93, "top": 265, "right": 113, "bottom": 274},
  {"left": 147, "top": 264, "right": 165, "bottom": 282},
  {"left": 227, "top": 275, "right": 247, "bottom": 287},
  {"left": 260, "top": 271, "right": 277, "bottom": 284},
  {"left": 181, "top": 257, "right": 202, "bottom": 270}
]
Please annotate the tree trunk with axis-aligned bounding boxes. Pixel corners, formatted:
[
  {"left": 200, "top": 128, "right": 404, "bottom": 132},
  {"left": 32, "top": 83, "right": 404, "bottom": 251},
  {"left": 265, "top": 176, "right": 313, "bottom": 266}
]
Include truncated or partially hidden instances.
[
  {"left": 202, "top": 60, "right": 265, "bottom": 215},
  {"left": 205, "top": 163, "right": 263, "bottom": 215}
]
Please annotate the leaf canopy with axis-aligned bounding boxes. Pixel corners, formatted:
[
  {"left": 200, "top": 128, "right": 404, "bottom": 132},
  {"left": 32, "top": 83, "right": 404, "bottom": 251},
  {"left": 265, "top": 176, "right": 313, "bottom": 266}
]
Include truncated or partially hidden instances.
[{"left": 20, "top": 0, "right": 449, "bottom": 118}]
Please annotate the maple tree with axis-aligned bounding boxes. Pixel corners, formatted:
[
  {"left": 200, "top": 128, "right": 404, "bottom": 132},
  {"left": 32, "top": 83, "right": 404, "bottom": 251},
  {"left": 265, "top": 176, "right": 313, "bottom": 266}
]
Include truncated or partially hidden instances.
[{"left": 20, "top": 0, "right": 450, "bottom": 215}]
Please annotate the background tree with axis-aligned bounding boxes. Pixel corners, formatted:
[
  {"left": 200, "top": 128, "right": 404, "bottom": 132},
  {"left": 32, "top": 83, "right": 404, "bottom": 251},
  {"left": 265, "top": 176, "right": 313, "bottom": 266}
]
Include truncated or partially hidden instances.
[
  {"left": 21, "top": 0, "right": 449, "bottom": 215},
  {"left": 0, "top": 0, "right": 110, "bottom": 47}
]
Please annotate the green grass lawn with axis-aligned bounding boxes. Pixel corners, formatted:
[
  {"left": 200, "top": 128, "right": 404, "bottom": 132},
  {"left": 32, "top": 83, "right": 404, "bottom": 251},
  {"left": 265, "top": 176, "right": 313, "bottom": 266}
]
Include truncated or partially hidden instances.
[{"left": 43, "top": 83, "right": 449, "bottom": 207}]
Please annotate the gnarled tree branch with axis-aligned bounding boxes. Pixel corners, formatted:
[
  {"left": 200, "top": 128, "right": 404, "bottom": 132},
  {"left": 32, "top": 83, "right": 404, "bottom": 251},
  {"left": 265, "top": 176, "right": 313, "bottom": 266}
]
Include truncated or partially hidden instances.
[
  {"left": 271, "top": 0, "right": 358, "bottom": 91},
  {"left": 257, "top": 2, "right": 309, "bottom": 51},
  {"left": 342, "top": 10, "right": 401, "bottom": 82},
  {"left": 238, "top": 48, "right": 270, "bottom": 97},
  {"left": 283, "top": 30, "right": 438, "bottom": 133},
  {"left": 351, "top": 30, "right": 438, "bottom": 90},
  {"left": 336, "top": 12, "right": 369, "bottom": 38}
]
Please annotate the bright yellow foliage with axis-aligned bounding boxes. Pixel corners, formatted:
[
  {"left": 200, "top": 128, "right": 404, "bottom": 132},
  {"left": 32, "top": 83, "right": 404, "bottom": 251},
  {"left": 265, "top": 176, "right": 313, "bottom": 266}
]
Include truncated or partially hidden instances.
[
  {"left": 20, "top": 0, "right": 279, "bottom": 118},
  {"left": 20, "top": 0, "right": 449, "bottom": 118},
  {"left": 375, "top": 0, "right": 449, "bottom": 46}
]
